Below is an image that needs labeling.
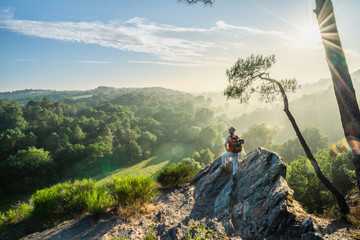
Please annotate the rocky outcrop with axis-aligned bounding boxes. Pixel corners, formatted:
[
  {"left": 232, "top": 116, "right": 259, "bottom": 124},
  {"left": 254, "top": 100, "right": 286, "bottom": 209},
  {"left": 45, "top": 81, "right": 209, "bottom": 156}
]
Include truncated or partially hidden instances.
[
  {"left": 190, "top": 147, "right": 317, "bottom": 239},
  {"left": 8, "top": 148, "right": 359, "bottom": 240}
]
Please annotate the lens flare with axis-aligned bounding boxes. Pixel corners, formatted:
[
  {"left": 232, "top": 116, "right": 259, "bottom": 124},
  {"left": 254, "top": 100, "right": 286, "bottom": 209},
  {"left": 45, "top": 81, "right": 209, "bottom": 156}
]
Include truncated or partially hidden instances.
[
  {"left": 331, "top": 143, "right": 340, "bottom": 155},
  {"left": 341, "top": 137, "right": 351, "bottom": 151}
]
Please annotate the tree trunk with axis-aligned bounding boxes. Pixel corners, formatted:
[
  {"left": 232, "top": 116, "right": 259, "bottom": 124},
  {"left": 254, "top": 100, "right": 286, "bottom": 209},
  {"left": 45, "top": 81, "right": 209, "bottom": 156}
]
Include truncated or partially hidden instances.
[
  {"left": 262, "top": 77, "right": 350, "bottom": 214},
  {"left": 315, "top": 0, "right": 360, "bottom": 191}
]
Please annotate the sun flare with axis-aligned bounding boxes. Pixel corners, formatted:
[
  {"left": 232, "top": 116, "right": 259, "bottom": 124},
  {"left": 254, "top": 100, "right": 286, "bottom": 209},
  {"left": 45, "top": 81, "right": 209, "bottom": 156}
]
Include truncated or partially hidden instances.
[{"left": 294, "top": 23, "right": 322, "bottom": 49}]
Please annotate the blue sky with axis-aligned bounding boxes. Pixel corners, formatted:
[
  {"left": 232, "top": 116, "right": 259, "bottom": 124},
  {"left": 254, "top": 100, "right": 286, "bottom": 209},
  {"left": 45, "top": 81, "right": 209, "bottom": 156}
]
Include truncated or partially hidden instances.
[{"left": 1, "top": 0, "right": 360, "bottom": 92}]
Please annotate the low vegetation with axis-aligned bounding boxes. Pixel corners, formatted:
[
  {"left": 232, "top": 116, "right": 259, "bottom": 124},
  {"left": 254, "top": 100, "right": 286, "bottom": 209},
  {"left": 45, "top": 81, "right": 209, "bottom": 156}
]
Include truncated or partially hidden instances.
[
  {"left": 106, "top": 175, "right": 156, "bottom": 208},
  {"left": 0, "top": 202, "right": 32, "bottom": 228},
  {"left": 143, "top": 224, "right": 156, "bottom": 240},
  {"left": 186, "top": 223, "right": 218, "bottom": 240},
  {"left": 32, "top": 179, "right": 94, "bottom": 223},
  {"left": 156, "top": 159, "right": 200, "bottom": 188},
  {"left": 85, "top": 186, "right": 112, "bottom": 218},
  {"left": 0, "top": 175, "right": 158, "bottom": 229},
  {"left": 110, "top": 224, "right": 156, "bottom": 240},
  {"left": 0, "top": 154, "right": 201, "bottom": 229}
]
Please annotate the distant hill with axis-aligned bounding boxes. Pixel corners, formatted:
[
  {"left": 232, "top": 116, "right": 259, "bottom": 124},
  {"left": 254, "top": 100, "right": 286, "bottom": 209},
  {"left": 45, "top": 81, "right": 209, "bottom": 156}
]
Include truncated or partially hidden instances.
[{"left": 0, "top": 86, "right": 190, "bottom": 105}]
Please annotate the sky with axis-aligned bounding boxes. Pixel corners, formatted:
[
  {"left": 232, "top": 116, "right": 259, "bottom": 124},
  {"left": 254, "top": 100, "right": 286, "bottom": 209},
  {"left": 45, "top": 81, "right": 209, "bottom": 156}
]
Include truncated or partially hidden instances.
[{"left": 1, "top": 0, "right": 360, "bottom": 93}]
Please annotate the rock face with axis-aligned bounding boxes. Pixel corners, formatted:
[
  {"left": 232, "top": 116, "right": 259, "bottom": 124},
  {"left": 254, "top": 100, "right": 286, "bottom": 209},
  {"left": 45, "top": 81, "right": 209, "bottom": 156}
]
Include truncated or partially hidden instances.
[{"left": 190, "top": 147, "right": 314, "bottom": 239}]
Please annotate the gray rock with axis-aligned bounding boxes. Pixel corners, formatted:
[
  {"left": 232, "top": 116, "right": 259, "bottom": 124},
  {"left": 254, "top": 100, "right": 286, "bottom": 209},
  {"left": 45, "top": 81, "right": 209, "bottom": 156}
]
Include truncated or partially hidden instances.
[
  {"left": 301, "top": 217, "right": 314, "bottom": 234},
  {"left": 301, "top": 232, "right": 324, "bottom": 240},
  {"left": 166, "top": 226, "right": 178, "bottom": 240},
  {"left": 191, "top": 147, "right": 305, "bottom": 239}
]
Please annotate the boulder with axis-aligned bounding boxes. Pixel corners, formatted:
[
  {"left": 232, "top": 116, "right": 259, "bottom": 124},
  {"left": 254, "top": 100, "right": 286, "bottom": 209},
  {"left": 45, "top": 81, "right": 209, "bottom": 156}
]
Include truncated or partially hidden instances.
[{"left": 191, "top": 147, "right": 314, "bottom": 239}]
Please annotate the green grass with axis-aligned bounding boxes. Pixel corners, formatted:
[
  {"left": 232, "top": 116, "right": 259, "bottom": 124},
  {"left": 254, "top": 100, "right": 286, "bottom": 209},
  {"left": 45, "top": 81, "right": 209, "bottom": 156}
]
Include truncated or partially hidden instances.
[{"left": 96, "top": 142, "right": 194, "bottom": 186}]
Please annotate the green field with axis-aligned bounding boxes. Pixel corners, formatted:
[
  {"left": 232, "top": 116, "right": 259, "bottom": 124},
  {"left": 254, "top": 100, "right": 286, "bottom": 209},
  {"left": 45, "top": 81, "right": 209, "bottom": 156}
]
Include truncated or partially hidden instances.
[
  {"left": 96, "top": 142, "right": 195, "bottom": 185},
  {"left": 0, "top": 142, "right": 195, "bottom": 212}
]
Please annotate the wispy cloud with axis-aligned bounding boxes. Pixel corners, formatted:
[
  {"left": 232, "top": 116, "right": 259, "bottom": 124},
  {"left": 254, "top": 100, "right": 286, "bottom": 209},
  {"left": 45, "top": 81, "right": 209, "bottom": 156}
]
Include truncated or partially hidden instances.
[
  {"left": 7, "top": 58, "right": 111, "bottom": 64},
  {"left": 0, "top": 7, "right": 14, "bottom": 20},
  {"left": 129, "top": 60, "right": 203, "bottom": 67},
  {"left": 0, "top": 9, "right": 296, "bottom": 66},
  {"left": 12, "top": 58, "right": 40, "bottom": 62},
  {"left": 73, "top": 60, "right": 112, "bottom": 64}
]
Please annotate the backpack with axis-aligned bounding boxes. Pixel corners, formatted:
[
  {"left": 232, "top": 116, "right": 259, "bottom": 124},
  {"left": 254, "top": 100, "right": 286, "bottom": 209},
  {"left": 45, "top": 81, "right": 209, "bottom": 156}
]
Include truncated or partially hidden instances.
[{"left": 231, "top": 135, "right": 244, "bottom": 153}]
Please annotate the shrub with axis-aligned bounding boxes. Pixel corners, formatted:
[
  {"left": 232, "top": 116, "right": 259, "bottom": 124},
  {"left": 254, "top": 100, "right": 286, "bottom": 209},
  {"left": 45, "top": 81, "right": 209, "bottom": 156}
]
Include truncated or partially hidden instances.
[
  {"left": 180, "top": 158, "right": 202, "bottom": 172},
  {"left": 157, "top": 161, "right": 198, "bottom": 188},
  {"left": 186, "top": 223, "right": 218, "bottom": 240},
  {"left": 107, "top": 176, "right": 156, "bottom": 208},
  {"left": 32, "top": 179, "right": 95, "bottom": 223},
  {"left": 0, "top": 202, "right": 33, "bottom": 228},
  {"left": 85, "top": 186, "right": 112, "bottom": 218},
  {"left": 143, "top": 224, "right": 156, "bottom": 240}
]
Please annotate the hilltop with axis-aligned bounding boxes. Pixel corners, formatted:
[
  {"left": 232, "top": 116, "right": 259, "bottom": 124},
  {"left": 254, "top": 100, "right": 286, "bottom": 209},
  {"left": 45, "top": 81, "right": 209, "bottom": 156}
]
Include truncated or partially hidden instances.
[{"left": 5, "top": 148, "right": 358, "bottom": 240}]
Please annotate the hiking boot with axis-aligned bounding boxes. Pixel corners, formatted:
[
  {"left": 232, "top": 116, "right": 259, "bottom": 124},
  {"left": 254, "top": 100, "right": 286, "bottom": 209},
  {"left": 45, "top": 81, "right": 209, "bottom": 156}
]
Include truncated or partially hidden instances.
[{"left": 232, "top": 174, "right": 237, "bottom": 181}]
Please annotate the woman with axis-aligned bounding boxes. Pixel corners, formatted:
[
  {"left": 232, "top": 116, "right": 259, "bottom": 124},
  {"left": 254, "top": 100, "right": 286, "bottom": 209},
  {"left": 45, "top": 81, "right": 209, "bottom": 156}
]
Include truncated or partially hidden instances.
[{"left": 221, "top": 126, "right": 244, "bottom": 177}]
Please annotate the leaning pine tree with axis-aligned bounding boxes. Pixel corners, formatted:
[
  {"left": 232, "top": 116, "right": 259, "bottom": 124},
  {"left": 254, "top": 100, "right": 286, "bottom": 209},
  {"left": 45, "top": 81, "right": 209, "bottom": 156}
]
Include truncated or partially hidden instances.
[{"left": 224, "top": 54, "right": 349, "bottom": 215}]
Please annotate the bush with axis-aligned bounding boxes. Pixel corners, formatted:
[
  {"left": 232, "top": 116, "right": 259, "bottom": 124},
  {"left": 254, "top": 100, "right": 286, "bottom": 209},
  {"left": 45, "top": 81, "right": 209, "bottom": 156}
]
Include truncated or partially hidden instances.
[
  {"left": 107, "top": 176, "right": 156, "bottom": 208},
  {"left": 157, "top": 161, "right": 199, "bottom": 188},
  {"left": 180, "top": 158, "right": 202, "bottom": 172},
  {"left": 32, "top": 179, "right": 95, "bottom": 223},
  {"left": 0, "top": 202, "right": 33, "bottom": 228},
  {"left": 85, "top": 186, "right": 112, "bottom": 218}
]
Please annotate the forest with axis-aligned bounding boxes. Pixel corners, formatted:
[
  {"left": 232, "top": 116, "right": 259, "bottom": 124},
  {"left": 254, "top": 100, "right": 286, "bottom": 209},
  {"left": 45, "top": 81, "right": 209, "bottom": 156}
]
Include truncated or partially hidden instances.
[{"left": 0, "top": 84, "right": 357, "bottom": 217}]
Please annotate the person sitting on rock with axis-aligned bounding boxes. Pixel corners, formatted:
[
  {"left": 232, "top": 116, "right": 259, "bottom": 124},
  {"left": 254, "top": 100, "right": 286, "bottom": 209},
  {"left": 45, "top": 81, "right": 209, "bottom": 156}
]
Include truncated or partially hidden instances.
[{"left": 221, "top": 126, "right": 244, "bottom": 177}]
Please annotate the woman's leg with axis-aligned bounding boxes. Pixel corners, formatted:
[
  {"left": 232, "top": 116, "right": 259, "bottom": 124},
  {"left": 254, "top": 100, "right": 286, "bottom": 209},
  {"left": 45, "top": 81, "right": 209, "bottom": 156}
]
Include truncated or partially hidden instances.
[
  {"left": 221, "top": 151, "right": 232, "bottom": 166},
  {"left": 232, "top": 153, "right": 239, "bottom": 175}
]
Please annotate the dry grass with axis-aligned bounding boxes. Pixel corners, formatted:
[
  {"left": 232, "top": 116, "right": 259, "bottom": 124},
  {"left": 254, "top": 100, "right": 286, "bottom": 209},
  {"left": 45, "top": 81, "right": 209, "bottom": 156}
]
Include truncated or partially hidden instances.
[{"left": 116, "top": 203, "right": 158, "bottom": 219}]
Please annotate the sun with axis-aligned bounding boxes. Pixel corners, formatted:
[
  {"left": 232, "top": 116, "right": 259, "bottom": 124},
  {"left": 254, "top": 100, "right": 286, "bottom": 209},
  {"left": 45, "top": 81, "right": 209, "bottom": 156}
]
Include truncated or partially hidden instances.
[{"left": 294, "top": 23, "right": 322, "bottom": 49}]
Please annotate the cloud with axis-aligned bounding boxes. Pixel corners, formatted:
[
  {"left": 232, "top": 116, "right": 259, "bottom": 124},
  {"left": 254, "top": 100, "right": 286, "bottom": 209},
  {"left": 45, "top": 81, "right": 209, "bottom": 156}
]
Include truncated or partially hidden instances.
[
  {"left": 0, "top": 9, "right": 297, "bottom": 66},
  {"left": 12, "top": 58, "right": 40, "bottom": 62},
  {"left": 73, "top": 60, "right": 112, "bottom": 64},
  {"left": 0, "top": 7, "right": 14, "bottom": 19},
  {"left": 129, "top": 60, "right": 204, "bottom": 67}
]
